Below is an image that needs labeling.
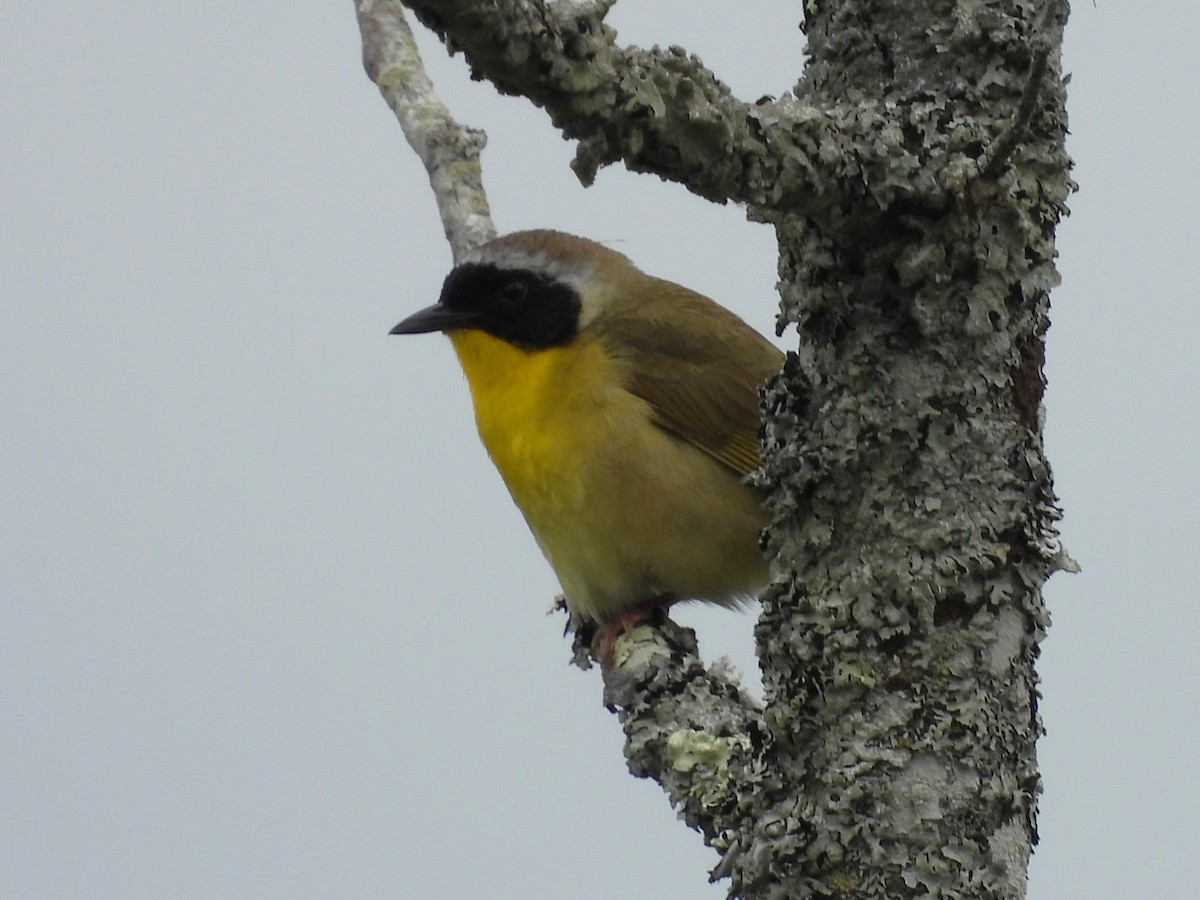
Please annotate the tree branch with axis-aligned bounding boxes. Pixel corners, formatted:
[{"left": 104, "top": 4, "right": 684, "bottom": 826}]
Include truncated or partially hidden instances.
[
  {"left": 355, "top": 0, "right": 495, "bottom": 260},
  {"left": 400, "top": 0, "right": 839, "bottom": 210},
  {"left": 597, "top": 620, "right": 767, "bottom": 846}
]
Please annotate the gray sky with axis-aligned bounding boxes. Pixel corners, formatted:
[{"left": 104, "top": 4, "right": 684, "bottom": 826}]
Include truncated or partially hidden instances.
[{"left": 3, "top": 3, "right": 1196, "bottom": 898}]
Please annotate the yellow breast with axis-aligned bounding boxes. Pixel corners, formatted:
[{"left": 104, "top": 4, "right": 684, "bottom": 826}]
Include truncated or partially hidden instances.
[
  {"left": 445, "top": 327, "right": 767, "bottom": 622},
  {"left": 448, "top": 329, "right": 608, "bottom": 517}
]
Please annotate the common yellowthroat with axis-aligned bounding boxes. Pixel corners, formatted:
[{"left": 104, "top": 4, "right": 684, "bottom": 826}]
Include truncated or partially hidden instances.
[{"left": 391, "top": 230, "right": 782, "bottom": 642}]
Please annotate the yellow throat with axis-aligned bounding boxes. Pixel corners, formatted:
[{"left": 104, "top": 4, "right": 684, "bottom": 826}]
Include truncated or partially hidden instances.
[{"left": 447, "top": 328, "right": 605, "bottom": 511}]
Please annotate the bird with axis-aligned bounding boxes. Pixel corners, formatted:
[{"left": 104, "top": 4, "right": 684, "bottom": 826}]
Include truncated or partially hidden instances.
[{"left": 390, "top": 230, "right": 783, "bottom": 661}]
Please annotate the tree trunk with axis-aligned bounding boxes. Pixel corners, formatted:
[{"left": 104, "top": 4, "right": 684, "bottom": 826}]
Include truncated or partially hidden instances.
[{"left": 749, "top": 3, "right": 1072, "bottom": 895}]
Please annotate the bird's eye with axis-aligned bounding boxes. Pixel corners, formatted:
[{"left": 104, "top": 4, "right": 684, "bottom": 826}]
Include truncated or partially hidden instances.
[{"left": 498, "top": 280, "right": 528, "bottom": 305}]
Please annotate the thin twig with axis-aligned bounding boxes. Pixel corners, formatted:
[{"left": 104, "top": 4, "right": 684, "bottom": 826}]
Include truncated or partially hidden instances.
[{"left": 354, "top": 0, "right": 495, "bottom": 262}]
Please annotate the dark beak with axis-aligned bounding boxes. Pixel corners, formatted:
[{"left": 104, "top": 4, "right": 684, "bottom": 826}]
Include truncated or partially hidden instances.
[{"left": 389, "top": 303, "right": 481, "bottom": 335}]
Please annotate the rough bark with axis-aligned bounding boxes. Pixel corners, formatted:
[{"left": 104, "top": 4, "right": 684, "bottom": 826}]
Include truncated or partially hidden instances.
[{"left": 360, "top": 1, "right": 1074, "bottom": 896}]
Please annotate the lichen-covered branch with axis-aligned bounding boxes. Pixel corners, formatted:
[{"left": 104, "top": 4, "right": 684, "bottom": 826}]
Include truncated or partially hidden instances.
[
  {"left": 600, "top": 621, "right": 766, "bottom": 845},
  {"left": 400, "top": 0, "right": 841, "bottom": 210},
  {"left": 355, "top": 0, "right": 494, "bottom": 260},
  {"left": 396, "top": 0, "right": 1071, "bottom": 228}
]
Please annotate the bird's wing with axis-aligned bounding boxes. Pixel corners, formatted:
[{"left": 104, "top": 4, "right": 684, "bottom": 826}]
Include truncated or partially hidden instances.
[{"left": 594, "top": 281, "right": 784, "bottom": 479}]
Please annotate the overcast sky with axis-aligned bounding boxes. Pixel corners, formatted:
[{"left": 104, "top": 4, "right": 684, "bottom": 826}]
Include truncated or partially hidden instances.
[{"left": 3, "top": 3, "right": 1198, "bottom": 899}]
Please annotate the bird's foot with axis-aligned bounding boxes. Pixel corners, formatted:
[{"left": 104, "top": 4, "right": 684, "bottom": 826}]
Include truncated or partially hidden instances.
[{"left": 590, "top": 594, "right": 674, "bottom": 669}]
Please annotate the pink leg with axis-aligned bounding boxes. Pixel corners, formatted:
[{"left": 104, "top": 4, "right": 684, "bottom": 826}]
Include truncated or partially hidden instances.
[{"left": 590, "top": 594, "right": 675, "bottom": 668}]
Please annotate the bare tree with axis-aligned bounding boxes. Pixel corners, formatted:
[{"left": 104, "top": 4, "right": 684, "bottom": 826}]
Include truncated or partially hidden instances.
[{"left": 355, "top": 1, "right": 1074, "bottom": 897}]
